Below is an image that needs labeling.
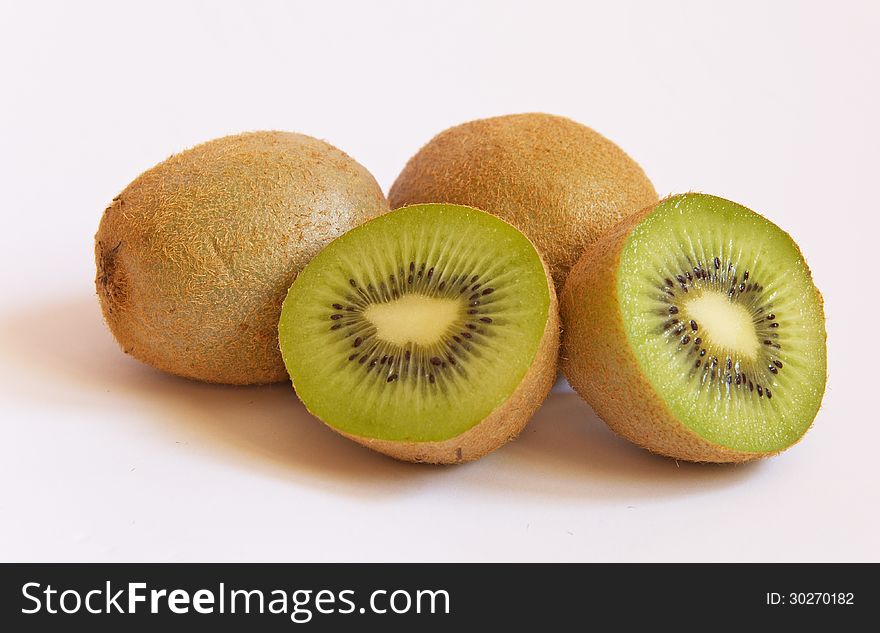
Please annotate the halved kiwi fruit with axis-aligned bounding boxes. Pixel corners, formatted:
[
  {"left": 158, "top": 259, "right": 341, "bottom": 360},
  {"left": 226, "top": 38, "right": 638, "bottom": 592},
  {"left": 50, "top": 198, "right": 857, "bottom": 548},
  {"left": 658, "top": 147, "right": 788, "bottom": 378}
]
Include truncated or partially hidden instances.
[
  {"left": 279, "top": 203, "right": 559, "bottom": 463},
  {"left": 561, "top": 193, "right": 826, "bottom": 462}
]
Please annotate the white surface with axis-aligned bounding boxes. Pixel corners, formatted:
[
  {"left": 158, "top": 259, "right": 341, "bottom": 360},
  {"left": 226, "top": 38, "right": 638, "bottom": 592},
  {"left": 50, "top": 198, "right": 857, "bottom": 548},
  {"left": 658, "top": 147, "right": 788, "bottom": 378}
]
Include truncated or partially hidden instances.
[{"left": 1, "top": 0, "right": 878, "bottom": 562}]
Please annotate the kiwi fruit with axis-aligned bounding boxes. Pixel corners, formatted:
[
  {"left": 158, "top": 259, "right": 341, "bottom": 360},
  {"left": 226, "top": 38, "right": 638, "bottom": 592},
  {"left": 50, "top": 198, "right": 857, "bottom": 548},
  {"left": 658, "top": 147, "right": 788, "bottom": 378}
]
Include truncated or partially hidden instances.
[
  {"left": 278, "top": 203, "right": 559, "bottom": 463},
  {"left": 388, "top": 113, "right": 658, "bottom": 287},
  {"left": 95, "top": 131, "right": 388, "bottom": 385},
  {"left": 561, "top": 193, "right": 826, "bottom": 462}
]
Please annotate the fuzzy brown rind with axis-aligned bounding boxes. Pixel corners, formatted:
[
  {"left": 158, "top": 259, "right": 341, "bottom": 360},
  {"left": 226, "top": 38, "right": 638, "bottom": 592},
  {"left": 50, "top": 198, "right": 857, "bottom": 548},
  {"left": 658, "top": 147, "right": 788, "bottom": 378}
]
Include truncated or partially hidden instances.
[
  {"left": 335, "top": 261, "right": 560, "bottom": 464},
  {"left": 388, "top": 113, "right": 658, "bottom": 288},
  {"left": 95, "top": 131, "right": 389, "bottom": 385},
  {"left": 560, "top": 204, "right": 765, "bottom": 463}
]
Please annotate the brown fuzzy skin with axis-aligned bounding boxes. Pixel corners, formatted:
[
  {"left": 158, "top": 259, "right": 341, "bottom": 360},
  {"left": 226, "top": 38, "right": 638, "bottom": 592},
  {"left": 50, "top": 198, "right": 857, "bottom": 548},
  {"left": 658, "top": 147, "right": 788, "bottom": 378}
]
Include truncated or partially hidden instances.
[
  {"left": 388, "top": 113, "right": 658, "bottom": 288},
  {"left": 561, "top": 204, "right": 764, "bottom": 463},
  {"left": 95, "top": 131, "right": 388, "bottom": 385},
  {"left": 338, "top": 260, "right": 560, "bottom": 464}
]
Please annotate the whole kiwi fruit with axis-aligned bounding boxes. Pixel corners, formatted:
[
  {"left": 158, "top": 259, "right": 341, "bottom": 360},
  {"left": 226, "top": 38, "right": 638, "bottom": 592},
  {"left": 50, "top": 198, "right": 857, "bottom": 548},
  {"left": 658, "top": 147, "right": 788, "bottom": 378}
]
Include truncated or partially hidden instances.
[
  {"left": 389, "top": 113, "right": 658, "bottom": 287},
  {"left": 95, "top": 131, "right": 388, "bottom": 385}
]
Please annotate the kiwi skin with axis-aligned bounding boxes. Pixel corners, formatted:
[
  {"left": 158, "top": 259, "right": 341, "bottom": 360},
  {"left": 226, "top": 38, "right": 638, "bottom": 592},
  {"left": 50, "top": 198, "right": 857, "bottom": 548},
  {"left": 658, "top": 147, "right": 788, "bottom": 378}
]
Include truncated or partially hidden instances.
[
  {"left": 292, "top": 233, "right": 560, "bottom": 465},
  {"left": 388, "top": 113, "right": 658, "bottom": 288},
  {"left": 95, "top": 131, "right": 389, "bottom": 385},
  {"left": 560, "top": 198, "right": 825, "bottom": 463}
]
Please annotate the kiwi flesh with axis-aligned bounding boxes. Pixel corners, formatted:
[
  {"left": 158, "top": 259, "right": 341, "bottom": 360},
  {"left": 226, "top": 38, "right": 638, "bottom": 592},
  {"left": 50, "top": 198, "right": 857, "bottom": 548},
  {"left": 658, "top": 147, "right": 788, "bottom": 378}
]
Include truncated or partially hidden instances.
[
  {"left": 278, "top": 203, "right": 559, "bottom": 463},
  {"left": 388, "top": 113, "right": 658, "bottom": 288},
  {"left": 95, "top": 131, "right": 388, "bottom": 385},
  {"left": 561, "top": 193, "right": 826, "bottom": 462}
]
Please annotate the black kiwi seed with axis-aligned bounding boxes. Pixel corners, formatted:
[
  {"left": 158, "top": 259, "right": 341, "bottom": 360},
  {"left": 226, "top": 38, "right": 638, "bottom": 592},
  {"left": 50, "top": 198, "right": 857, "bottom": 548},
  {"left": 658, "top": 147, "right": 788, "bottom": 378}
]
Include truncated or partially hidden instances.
[
  {"left": 669, "top": 306, "right": 679, "bottom": 314},
  {"left": 690, "top": 320, "right": 698, "bottom": 331},
  {"left": 353, "top": 337, "right": 362, "bottom": 347},
  {"left": 330, "top": 314, "right": 343, "bottom": 320},
  {"left": 714, "top": 256, "right": 721, "bottom": 269},
  {"left": 773, "top": 360, "right": 783, "bottom": 368},
  {"left": 330, "top": 324, "right": 342, "bottom": 330},
  {"left": 480, "top": 317, "right": 493, "bottom": 323},
  {"left": 387, "top": 374, "right": 398, "bottom": 383},
  {"left": 430, "top": 357, "right": 442, "bottom": 366},
  {"left": 766, "top": 389, "right": 772, "bottom": 399},
  {"left": 681, "top": 335, "right": 690, "bottom": 345},
  {"left": 482, "top": 288, "right": 494, "bottom": 295},
  {"left": 757, "top": 385, "right": 763, "bottom": 396},
  {"left": 348, "top": 353, "right": 358, "bottom": 361},
  {"left": 332, "top": 303, "right": 343, "bottom": 309}
]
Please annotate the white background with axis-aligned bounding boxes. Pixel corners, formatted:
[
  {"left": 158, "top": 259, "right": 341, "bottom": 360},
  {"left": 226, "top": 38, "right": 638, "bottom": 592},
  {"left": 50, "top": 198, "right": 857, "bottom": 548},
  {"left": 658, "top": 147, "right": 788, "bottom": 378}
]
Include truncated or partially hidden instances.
[{"left": 1, "top": 1, "right": 878, "bottom": 562}]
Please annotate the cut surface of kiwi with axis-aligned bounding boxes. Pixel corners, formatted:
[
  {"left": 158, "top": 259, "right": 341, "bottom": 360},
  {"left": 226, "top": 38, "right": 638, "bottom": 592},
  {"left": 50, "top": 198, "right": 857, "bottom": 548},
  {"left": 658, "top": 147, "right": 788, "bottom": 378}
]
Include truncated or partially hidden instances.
[
  {"left": 562, "top": 193, "right": 826, "bottom": 461},
  {"left": 279, "top": 203, "right": 559, "bottom": 463}
]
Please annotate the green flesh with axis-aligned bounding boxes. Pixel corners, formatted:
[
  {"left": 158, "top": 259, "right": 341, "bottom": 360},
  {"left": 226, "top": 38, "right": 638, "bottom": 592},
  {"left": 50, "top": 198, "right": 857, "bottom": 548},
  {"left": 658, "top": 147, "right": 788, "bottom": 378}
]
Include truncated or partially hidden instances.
[
  {"left": 279, "top": 204, "right": 551, "bottom": 442},
  {"left": 618, "top": 193, "right": 826, "bottom": 453}
]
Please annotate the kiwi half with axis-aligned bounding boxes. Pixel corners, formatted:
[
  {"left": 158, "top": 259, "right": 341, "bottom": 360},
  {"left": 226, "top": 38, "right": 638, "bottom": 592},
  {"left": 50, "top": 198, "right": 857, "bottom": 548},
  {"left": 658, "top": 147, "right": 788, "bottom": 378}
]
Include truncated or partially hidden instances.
[
  {"left": 279, "top": 203, "right": 559, "bottom": 463},
  {"left": 95, "top": 131, "right": 388, "bottom": 385},
  {"left": 388, "top": 113, "right": 658, "bottom": 287},
  {"left": 561, "top": 193, "right": 826, "bottom": 462}
]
